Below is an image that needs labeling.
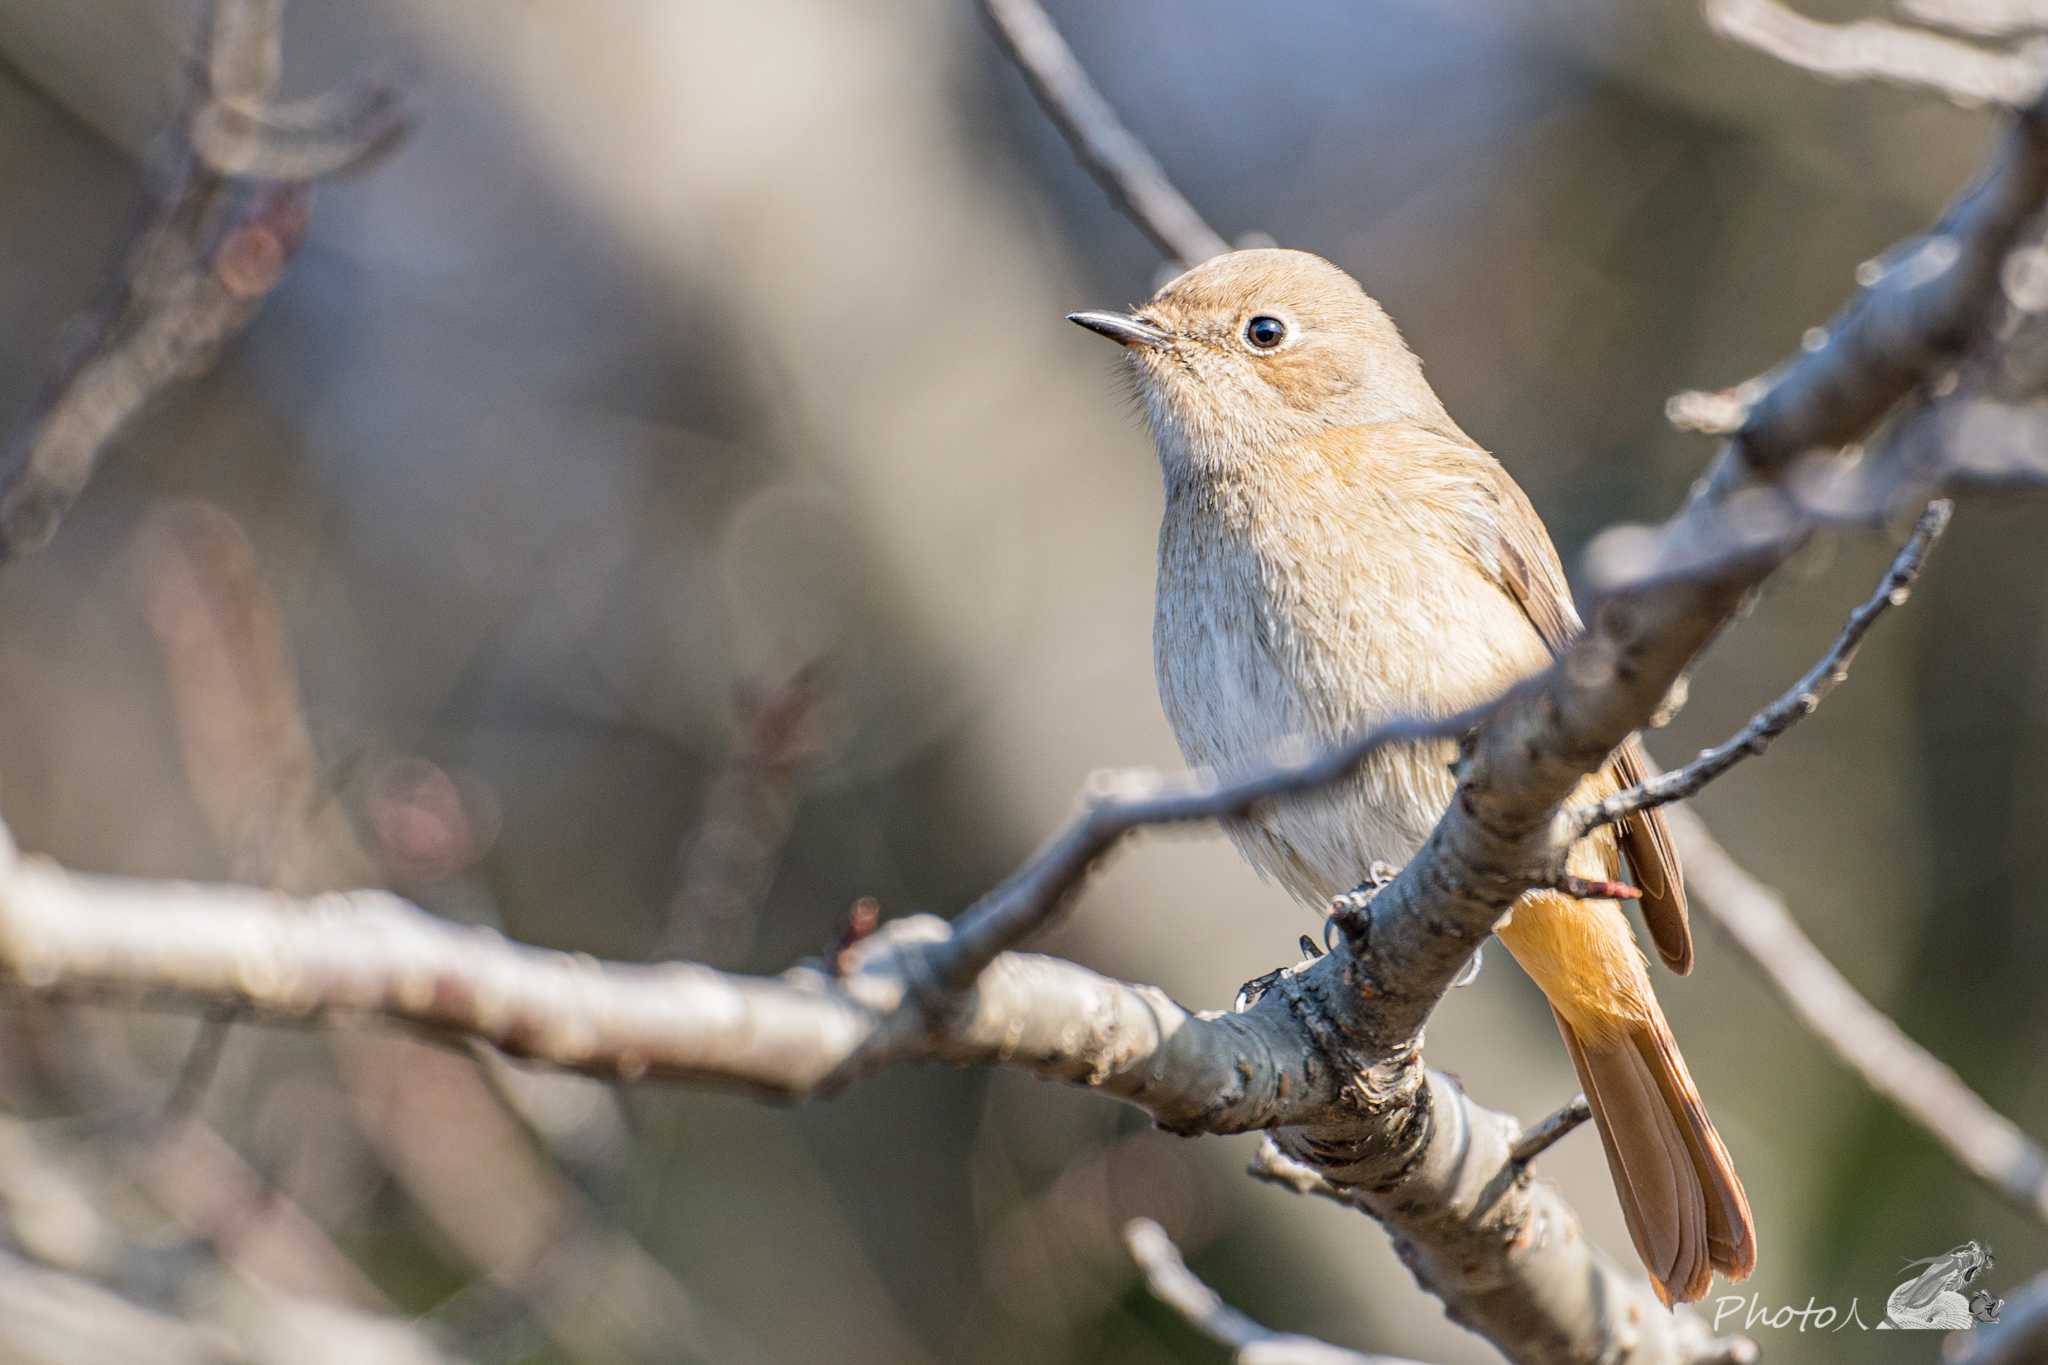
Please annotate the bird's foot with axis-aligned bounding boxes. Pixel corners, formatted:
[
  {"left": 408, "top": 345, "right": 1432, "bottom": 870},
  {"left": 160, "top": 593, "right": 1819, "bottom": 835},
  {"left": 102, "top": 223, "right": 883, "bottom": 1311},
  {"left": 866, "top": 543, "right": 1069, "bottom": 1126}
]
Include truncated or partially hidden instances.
[
  {"left": 1321, "top": 860, "right": 1400, "bottom": 953},
  {"left": 1233, "top": 934, "right": 1325, "bottom": 1012}
]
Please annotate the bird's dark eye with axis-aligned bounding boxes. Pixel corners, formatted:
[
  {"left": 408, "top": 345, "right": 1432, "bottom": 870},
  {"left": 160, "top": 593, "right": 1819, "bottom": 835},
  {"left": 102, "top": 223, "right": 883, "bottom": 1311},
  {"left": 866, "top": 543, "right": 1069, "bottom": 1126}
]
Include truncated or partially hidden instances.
[{"left": 1244, "top": 315, "right": 1287, "bottom": 350}]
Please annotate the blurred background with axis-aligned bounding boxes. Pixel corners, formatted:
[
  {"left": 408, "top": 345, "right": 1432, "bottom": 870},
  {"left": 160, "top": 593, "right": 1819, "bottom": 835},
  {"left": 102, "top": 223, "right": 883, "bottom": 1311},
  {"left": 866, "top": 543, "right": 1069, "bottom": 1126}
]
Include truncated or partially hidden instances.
[{"left": 0, "top": 1, "right": 2041, "bottom": 1362}]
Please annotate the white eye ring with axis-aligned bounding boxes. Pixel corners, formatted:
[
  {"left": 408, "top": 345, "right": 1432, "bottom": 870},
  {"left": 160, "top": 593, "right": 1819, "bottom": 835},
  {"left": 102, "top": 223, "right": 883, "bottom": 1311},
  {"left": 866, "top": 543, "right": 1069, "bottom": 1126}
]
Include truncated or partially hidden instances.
[{"left": 1242, "top": 314, "right": 1289, "bottom": 351}]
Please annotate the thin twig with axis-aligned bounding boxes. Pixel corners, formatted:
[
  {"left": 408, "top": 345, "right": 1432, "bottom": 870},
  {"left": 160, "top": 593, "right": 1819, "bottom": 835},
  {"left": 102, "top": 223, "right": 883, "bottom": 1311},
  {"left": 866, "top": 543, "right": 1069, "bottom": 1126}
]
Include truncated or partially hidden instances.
[
  {"left": 1245, "top": 1138, "right": 1372, "bottom": 1216},
  {"left": 980, "top": 0, "right": 1229, "bottom": 268},
  {"left": 1576, "top": 499, "right": 1952, "bottom": 836},
  {"left": 1667, "top": 804, "right": 2048, "bottom": 1224},
  {"left": 151, "top": 1007, "right": 237, "bottom": 1134},
  {"left": 1123, "top": 1219, "right": 1418, "bottom": 1365},
  {"left": 1510, "top": 1096, "right": 1594, "bottom": 1167},
  {"left": 927, "top": 708, "right": 1482, "bottom": 994}
]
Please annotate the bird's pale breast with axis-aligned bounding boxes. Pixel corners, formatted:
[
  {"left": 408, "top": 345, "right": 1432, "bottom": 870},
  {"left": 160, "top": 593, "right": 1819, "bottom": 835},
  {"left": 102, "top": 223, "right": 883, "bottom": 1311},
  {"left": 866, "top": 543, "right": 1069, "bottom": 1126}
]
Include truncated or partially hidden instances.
[{"left": 1153, "top": 471, "right": 1551, "bottom": 908}]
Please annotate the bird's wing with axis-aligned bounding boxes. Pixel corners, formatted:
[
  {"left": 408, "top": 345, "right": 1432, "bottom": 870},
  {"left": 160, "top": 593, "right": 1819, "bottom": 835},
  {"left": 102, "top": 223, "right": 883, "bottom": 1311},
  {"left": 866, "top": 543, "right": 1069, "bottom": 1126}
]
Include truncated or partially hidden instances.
[{"left": 1473, "top": 451, "right": 1695, "bottom": 974}]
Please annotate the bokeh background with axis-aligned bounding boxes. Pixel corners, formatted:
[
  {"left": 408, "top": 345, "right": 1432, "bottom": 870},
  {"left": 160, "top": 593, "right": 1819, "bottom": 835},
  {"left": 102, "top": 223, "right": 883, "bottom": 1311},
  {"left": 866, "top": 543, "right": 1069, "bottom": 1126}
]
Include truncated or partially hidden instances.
[{"left": 0, "top": 2, "right": 2042, "bottom": 1362}]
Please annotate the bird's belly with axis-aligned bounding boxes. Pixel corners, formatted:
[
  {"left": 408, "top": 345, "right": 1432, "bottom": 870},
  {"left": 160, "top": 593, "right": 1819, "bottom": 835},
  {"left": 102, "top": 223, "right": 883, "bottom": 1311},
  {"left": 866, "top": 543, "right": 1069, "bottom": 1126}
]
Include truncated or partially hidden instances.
[{"left": 1154, "top": 585, "right": 1455, "bottom": 906}]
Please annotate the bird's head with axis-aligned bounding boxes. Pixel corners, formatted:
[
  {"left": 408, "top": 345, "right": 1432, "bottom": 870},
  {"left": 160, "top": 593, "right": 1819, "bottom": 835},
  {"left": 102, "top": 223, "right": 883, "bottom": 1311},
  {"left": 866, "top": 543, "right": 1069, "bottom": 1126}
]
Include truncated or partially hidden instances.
[{"left": 1069, "top": 248, "right": 1447, "bottom": 477}]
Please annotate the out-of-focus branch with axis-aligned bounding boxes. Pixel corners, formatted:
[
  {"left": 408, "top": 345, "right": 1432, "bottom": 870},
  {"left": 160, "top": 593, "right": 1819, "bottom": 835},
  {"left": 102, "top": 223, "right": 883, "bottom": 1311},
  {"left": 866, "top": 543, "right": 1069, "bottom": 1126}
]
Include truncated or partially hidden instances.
[
  {"left": 134, "top": 502, "right": 376, "bottom": 892},
  {"left": 1947, "top": 1270, "right": 2048, "bottom": 1364},
  {"left": 1575, "top": 499, "right": 1950, "bottom": 837},
  {"left": 1705, "top": 0, "right": 2045, "bottom": 105},
  {"left": 980, "top": 0, "right": 1229, "bottom": 268},
  {"left": 0, "top": 1120, "right": 455, "bottom": 1364},
  {"left": 135, "top": 501, "right": 767, "bottom": 1365},
  {"left": 0, "top": 1245, "right": 465, "bottom": 1365},
  {"left": 659, "top": 663, "right": 827, "bottom": 963},
  {"left": 0, "top": 0, "right": 405, "bottom": 561},
  {"left": 1668, "top": 804, "right": 2048, "bottom": 1225},
  {"left": 1122, "top": 1219, "right": 1420, "bottom": 1365},
  {"left": 1901, "top": 0, "right": 2048, "bottom": 38}
]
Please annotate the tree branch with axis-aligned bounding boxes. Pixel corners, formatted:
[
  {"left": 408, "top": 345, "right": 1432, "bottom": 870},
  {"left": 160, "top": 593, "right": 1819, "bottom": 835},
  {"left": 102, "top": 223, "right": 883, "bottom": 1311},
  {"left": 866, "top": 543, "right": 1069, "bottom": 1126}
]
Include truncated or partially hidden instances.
[
  {"left": 1123, "top": 1219, "right": 1421, "bottom": 1365},
  {"left": 1668, "top": 805, "right": 2048, "bottom": 1224},
  {"left": 2, "top": 3, "right": 2044, "bottom": 1363},
  {"left": 0, "top": 0, "right": 406, "bottom": 561},
  {"left": 1509, "top": 1096, "right": 1595, "bottom": 1168},
  {"left": 1899, "top": 0, "right": 2048, "bottom": 38},
  {"left": 980, "top": 0, "right": 1229, "bottom": 268},
  {"left": 925, "top": 710, "right": 1478, "bottom": 995},
  {"left": 0, "top": 844, "right": 1360, "bottom": 1132},
  {"left": 1705, "top": 0, "right": 2044, "bottom": 106},
  {"left": 1574, "top": 499, "right": 1951, "bottom": 837},
  {"left": 1947, "top": 1270, "right": 2048, "bottom": 1364}
]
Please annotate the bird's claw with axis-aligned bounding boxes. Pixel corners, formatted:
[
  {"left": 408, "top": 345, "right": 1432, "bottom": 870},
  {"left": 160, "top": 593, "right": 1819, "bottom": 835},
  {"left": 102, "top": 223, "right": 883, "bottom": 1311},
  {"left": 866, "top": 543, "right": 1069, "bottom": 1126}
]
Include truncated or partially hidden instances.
[
  {"left": 1322, "top": 861, "right": 1401, "bottom": 952},
  {"left": 1234, "top": 936, "right": 1326, "bottom": 1011},
  {"left": 1233, "top": 968, "right": 1284, "bottom": 1013}
]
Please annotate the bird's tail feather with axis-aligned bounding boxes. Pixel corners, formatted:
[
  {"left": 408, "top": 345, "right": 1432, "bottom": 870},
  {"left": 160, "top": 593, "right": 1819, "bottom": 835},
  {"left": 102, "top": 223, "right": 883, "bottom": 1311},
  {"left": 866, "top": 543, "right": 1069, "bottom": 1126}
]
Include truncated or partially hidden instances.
[{"left": 1554, "top": 1008, "right": 1756, "bottom": 1306}]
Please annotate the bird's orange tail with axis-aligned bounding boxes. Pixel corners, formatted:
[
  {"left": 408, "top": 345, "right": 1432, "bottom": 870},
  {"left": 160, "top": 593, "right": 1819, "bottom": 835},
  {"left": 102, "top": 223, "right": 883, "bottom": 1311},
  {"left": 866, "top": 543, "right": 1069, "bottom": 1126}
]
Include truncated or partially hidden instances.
[{"left": 1554, "top": 1006, "right": 1756, "bottom": 1305}]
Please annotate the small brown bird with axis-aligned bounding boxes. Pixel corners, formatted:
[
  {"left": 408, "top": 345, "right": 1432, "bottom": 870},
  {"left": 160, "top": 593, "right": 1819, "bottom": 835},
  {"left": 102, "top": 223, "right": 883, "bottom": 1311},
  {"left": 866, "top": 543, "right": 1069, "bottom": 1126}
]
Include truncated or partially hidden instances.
[{"left": 1070, "top": 248, "right": 1754, "bottom": 1305}]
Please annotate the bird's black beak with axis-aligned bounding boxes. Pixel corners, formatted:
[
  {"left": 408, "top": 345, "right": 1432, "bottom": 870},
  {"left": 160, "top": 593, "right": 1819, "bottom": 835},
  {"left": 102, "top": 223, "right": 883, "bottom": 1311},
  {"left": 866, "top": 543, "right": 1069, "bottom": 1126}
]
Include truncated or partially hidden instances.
[{"left": 1067, "top": 310, "right": 1173, "bottom": 350}]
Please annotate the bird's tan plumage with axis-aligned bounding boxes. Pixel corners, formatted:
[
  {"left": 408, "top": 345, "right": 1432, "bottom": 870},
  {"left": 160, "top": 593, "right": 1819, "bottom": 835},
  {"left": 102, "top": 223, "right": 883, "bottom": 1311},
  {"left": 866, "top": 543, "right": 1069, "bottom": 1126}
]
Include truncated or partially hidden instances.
[{"left": 1076, "top": 247, "right": 1752, "bottom": 1304}]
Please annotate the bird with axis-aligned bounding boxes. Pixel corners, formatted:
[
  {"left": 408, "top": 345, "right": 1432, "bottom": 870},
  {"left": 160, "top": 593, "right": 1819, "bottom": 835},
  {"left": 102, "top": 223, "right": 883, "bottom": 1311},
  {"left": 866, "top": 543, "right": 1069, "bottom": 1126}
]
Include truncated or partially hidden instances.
[{"left": 1068, "top": 247, "right": 1754, "bottom": 1306}]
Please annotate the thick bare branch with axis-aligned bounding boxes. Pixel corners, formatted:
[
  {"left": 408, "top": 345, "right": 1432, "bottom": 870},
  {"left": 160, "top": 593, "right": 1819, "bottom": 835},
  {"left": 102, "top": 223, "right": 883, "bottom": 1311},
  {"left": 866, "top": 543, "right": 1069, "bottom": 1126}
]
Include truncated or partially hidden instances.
[
  {"left": 980, "top": 0, "right": 1229, "bottom": 268},
  {"left": 0, "top": 833, "right": 1754, "bottom": 1363},
  {"left": 1575, "top": 499, "right": 1950, "bottom": 836},
  {"left": 0, "top": 847, "right": 1344, "bottom": 1132},
  {"left": 1668, "top": 805, "right": 2048, "bottom": 1224},
  {"left": 1123, "top": 1219, "right": 1419, "bottom": 1365}
]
